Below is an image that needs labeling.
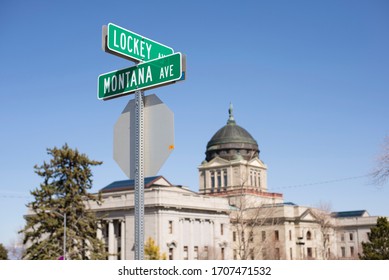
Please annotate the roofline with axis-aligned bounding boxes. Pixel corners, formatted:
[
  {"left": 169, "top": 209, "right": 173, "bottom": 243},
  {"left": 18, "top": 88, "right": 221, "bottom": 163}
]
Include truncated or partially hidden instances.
[{"left": 100, "top": 175, "right": 172, "bottom": 193}]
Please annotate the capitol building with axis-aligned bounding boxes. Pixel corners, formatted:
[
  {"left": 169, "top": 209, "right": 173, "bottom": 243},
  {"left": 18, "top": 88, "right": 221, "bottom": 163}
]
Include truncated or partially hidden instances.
[{"left": 89, "top": 105, "right": 380, "bottom": 260}]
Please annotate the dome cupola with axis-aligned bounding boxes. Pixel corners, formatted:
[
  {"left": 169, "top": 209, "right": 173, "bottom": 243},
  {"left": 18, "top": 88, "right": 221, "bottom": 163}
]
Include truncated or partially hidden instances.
[{"left": 205, "top": 103, "right": 259, "bottom": 162}]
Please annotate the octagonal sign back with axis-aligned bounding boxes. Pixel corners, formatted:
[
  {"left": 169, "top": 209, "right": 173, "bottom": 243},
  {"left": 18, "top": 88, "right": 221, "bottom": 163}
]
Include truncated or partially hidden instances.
[{"left": 113, "top": 94, "right": 174, "bottom": 179}]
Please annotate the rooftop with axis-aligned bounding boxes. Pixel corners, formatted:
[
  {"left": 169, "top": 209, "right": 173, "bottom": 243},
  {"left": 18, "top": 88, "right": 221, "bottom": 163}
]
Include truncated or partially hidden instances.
[
  {"left": 331, "top": 210, "right": 369, "bottom": 218},
  {"left": 100, "top": 176, "right": 172, "bottom": 193},
  {"left": 205, "top": 103, "right": 259, "bottom": 161}
]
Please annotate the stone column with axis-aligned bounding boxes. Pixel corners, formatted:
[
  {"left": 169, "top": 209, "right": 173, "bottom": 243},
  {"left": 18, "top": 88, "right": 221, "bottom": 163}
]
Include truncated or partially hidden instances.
[
  {"left": 188, "top": 218, "right": 195, "bottom": 260},
  {"left": 120, "top": 219, "right": 125, "bottom": 260},
  {"left": 199, "top": 219, "right": 204, "bottom": 247},
  {"left": 108, "top": 219, "right": 115, "bottom": 260},
  {"left": 178, "top": 218, "right": 184, "bottom": 260},
  {"left": 97, "top": 220, "right": 103, "bottom": 240},
  {"left": 210, "top": 220, "right": 215, "bottom": 259}
]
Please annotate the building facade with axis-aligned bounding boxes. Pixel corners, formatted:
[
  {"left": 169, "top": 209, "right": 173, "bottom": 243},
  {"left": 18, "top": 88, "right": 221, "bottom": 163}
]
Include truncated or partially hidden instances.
[
  {"left": 89, "top": 176, "right": 231, "bottom": 260},
  {"left": 90, "top": 105, "right": 383, "bottom": 260}
]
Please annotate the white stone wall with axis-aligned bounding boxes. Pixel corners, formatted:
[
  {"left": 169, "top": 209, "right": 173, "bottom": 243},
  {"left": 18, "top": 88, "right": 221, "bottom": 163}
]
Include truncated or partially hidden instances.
[
  {"left": 90, "top": 185, "right": 231, "bottom": 260},
  {"left": 87, "top": 184, "right": 384, "bottom": 260}
]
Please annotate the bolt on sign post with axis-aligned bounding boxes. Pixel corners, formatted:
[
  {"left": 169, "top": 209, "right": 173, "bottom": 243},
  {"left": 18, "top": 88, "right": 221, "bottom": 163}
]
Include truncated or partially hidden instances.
[{"left": 98, "top": 23, "right": 185, "bottom": 260}]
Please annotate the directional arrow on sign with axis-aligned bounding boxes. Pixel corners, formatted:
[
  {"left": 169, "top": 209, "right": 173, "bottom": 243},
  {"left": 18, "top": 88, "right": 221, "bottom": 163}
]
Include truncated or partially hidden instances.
[{"left": 113, "top": 94, "right": 174, "bottom": 179}]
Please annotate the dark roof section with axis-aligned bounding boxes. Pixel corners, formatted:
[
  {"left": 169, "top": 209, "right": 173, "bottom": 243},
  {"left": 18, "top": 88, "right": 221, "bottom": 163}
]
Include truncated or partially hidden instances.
[
  {"left": 331, "top": 210, "right": 368, "bottom": 218},
  {"left": 264, "top": 202, "right": 297, "bottom": 207},
  {"left": 100, "top": 176, "right": 171, "bottom": 193},
  {"left": 205, "top": 104, "right": 259, "bottom": 161},
  {"left": 207, "top": 123, "right": 258, "bottom": 148}
]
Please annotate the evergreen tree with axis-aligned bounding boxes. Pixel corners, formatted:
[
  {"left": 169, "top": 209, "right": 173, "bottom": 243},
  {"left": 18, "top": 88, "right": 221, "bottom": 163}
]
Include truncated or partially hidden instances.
[
  {"left": 0, "top": 243, "right": 8, "bottom": 260},
  {"left": 359, "top": 217, "right": 389, "bottom": 260},
  {"left": 144, "top": 237, "right": 167, "bottom": 260},
  {"left": 20, "top": 144, "right": 107, "bottom": 260}
]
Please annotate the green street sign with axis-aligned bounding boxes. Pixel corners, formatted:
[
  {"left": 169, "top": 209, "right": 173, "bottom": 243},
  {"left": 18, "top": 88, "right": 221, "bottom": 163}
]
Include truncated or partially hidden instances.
[
  {"left": 105, "top": 23, "right": 174, "bottom": 62},
  {"left": 98, "top": 52, "right": 185, "bottom": 100}
]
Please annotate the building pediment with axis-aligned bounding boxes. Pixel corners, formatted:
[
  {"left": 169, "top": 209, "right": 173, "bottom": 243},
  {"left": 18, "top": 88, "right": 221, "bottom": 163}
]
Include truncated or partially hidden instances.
[
  {"left": 299, "top": 209, "right": 318, "bottom": 222},
  {"left": 248, "top": 158, "right": 267, "bottom": 169},
  {"left": 199, "top": 156, "right": 267, "bottom": 169},
  {"left": 199, "top": 156, "right": 231, "bottom": 168}
]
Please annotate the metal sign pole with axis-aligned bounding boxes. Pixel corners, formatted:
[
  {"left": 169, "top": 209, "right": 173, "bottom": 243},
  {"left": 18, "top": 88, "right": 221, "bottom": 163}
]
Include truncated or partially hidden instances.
[
  {"left": 100, "top": 23, "right": 185, "bottom": 260},
  {"left": 134, "top": 90, "right": 144, "bottom": 260}
]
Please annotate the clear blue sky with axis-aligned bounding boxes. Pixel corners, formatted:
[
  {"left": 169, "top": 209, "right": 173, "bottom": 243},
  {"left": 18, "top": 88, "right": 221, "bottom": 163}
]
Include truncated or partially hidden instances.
[{"left": 1, "top": 0, "right": 388, "bottom": 246}]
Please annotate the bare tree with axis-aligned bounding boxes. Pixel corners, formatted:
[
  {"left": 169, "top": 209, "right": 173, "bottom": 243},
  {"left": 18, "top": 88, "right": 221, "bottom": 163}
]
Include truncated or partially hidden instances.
[
  {"left": 311, "top": 202, "right": 335, "bottom": 260},
  {"left": 229, "top": 185, "right": 280, "bottom": 260},
  {"left": 226, "top": 151, "right": 282, "bottom": 260},
  {"left": 372, "top": 136, "right": 389, "bottom": 186}
]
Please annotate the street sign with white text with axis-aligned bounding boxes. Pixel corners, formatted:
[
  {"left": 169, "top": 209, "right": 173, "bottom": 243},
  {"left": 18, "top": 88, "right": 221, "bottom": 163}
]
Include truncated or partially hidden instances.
[
  {"left": 97, "top": 52, "right": 185, "bottom": 100},
  {"left": 98, "top": 23, "right": 186, "bottom": 260},
  {"left": 105, "top": 23, "right": 174, "bottom": 62}
]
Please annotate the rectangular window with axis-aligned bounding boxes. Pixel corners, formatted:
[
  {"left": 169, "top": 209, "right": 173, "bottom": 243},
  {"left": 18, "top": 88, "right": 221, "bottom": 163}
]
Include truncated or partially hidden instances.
[
  {"left": 117, "top": 222, "right": 121, "bottom": 237},
  {"left": 104, "top": 224, "right": 109, "bottom": 238},
  {"left": 183, "top": 246, "right": 188, "bottom": 260},
  {"left": 258, "top": 172, "right": 261, "bottom": 187},
  {"left": 221, "top": 248, "right": 225, "bottom": 260},
  {"left": 289, "top": 230, "right": 292, "bottom": 241},
  {"left": 349, "top": 233, "right": 354, "bottom": 241},
  {"left": 275, "top": 230, "right": 279, "bottom": 241},
  {"left": 307, "top": 247, "right": 312, "bottom": 259},
  {"left": 168, "top": 220, "right": 173, "bottom": 234},
  {"left": 223, "top": 169, "right": 228, "bottom": 189},
  {"left": 341, "top": 233, "right": 345, "bottom": 242},
  {"left": 341, "top": 247, "right": 346, "bottom": 258},
  {"left": 169, "top": 248, "right": 173, "bottom": 260},
  {"left": 217, "top": 171, "right": 222, "bottom": 191},
  {"left": 204, "top": 246, "right": 209, "bottom": 260},
  {"left": 350, "top": 246, "right": 355, "bottom": 257},
  {"left": 220, "top": 224, "right": 224, "bottom": 235},
  {"left": 233, "top": 249, "right": 237, "bottom": 260},
  {"left": 194, "top": 246, "right": 199, "bottom": 260},
  {"left": 233, "top": 231, "right": 236, "bottom": 242},
  {"left": 211, "top": 172, "right": 215, "bottom": 192},
  {"left": 203, "top": 171, "right": 206, "bottom": 192},
  {"left": 289, "top": 248, "right": 293, "bottom": 260}
]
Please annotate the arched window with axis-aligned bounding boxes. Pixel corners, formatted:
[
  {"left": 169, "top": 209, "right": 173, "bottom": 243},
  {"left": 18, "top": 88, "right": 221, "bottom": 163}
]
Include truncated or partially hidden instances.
[{"left": 306, "top": 231, "right": 312, "bottom": 240}]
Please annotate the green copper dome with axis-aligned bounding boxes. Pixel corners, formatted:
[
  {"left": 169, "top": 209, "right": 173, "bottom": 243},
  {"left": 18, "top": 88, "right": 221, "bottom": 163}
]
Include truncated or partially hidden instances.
[{"left": 205, "top": 104, "right": 259, "bottom": 162}]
